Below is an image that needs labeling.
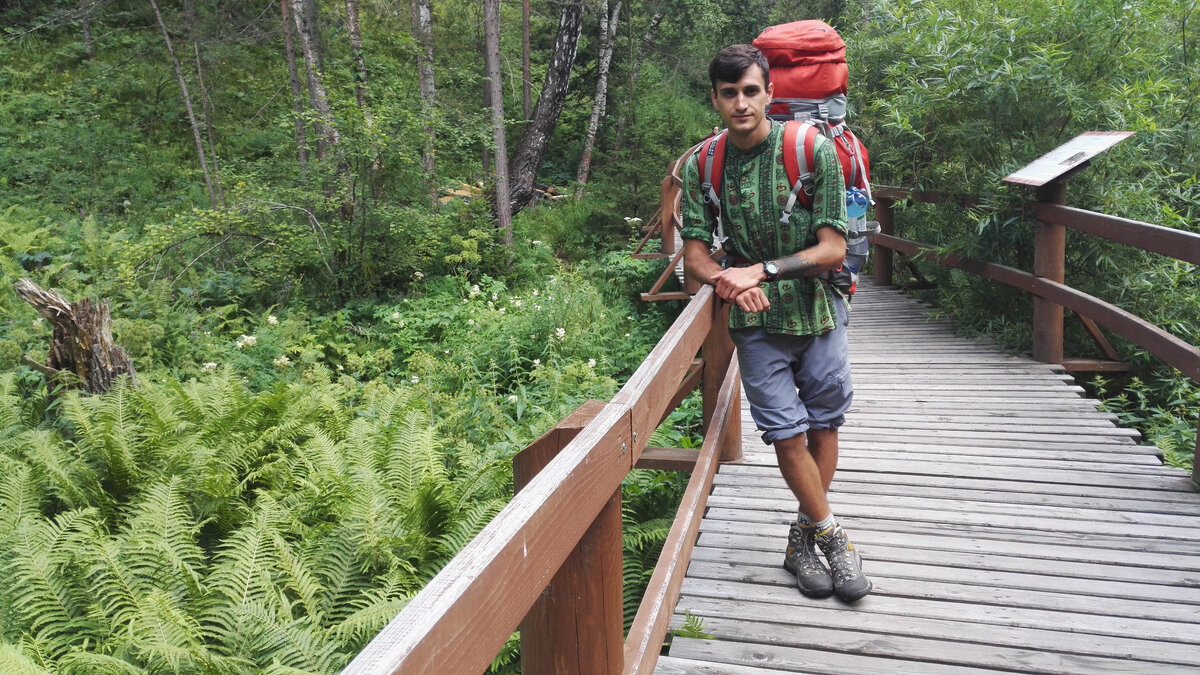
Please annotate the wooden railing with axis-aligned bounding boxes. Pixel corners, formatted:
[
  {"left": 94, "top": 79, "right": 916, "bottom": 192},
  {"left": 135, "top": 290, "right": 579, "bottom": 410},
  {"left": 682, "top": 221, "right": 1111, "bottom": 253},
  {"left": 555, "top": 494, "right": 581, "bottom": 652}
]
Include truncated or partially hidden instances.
[
  {"left": 869, "top": 184, "right": 1200, "bottom": 485},
  {"left": 343, "top": 284, "right": 742, "bottom": 674}
]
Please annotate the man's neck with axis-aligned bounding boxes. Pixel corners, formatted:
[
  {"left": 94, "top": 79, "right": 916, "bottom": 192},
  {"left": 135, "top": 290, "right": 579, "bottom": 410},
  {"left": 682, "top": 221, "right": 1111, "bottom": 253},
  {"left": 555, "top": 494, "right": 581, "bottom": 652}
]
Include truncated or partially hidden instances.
[{"left": 727, "top": 120, "right": 772, "bottom": 151}]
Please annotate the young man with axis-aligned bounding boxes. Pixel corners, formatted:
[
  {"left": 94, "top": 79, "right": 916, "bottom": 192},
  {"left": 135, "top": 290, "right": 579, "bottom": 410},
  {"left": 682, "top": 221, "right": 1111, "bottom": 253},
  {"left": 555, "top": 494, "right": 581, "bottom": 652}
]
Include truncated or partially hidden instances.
[{"left": 680, "top": 44, "right": 871, "bottom": 602}]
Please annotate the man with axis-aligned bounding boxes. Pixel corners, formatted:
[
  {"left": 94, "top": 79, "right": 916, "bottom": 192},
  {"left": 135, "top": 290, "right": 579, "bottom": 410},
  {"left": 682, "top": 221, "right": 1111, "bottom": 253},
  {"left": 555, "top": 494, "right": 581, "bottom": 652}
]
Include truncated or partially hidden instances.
[{"left": 680, "top": 44, "right": 871, "bottom": 602}]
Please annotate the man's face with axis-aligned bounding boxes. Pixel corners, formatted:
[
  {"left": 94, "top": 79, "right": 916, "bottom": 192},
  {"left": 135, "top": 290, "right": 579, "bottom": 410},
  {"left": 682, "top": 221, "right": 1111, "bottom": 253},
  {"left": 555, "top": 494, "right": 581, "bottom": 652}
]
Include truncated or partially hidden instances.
[{"left": 710, "top": 65, "right": 773, "bottom": 138}]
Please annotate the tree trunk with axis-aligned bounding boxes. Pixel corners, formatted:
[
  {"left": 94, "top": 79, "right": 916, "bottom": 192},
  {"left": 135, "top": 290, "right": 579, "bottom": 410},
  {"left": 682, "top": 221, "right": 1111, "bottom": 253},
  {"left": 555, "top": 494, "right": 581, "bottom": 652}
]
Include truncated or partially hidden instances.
[
  {"left": 15, "top": 279, "right": 136, "bottom": 395},
  {"left": 613, "top": 10, "right": 662, "bottom": 154},
  {"left": 80, "top": 0, "right": 93, "bottom": 58},
  {"left": 575, "top": 0, "right": 621, "bottom": 200},
  {"left": 522, "top": 0, "right": 532, "bottom": 120},
  {"left": 508, "top": 0, "right": 585, "bottom": 214},
  {"left": 280, "top": 0, "right": 309, "bottom": 164},
  {"left": 193, "top": 42, "right": 226, "bottom": 208},
  {"left": 150, "top": 0, "right": 217, "bottom": 206},
  {"left": 411, "top": 0, "right": 438, "bottom": 207},
  {"left": 484, "top": 0, "right": 513, "bottom": 242},
  {"left": 290, "top": 0, "right": 340, "bottom": 160},
  {"left": 344, "top": 0, "right": 372, "bottom": 125}
]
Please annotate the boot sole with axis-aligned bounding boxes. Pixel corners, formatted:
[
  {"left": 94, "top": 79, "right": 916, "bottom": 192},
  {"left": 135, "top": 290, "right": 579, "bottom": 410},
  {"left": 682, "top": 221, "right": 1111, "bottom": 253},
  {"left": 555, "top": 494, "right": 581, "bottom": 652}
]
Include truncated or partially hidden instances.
[{"left": 785, "top": 560, "right": 835, "bottom": 598}]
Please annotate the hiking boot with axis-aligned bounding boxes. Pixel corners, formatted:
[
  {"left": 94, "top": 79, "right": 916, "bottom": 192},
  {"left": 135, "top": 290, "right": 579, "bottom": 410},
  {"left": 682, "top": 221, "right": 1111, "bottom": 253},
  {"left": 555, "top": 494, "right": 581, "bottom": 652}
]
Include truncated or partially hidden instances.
[
  {"left": 814, "top": 526, "right": 872, "bottom": 602},
  {"left": 783, "top": 522, "right": 835, "bottom": 598}
]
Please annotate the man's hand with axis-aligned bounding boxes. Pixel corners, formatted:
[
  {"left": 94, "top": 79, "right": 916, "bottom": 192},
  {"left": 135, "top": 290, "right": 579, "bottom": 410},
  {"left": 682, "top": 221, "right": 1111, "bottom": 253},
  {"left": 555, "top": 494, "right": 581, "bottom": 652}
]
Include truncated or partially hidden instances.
[{"left": 710, "top": 264, "right": 770, "bottom": 312}]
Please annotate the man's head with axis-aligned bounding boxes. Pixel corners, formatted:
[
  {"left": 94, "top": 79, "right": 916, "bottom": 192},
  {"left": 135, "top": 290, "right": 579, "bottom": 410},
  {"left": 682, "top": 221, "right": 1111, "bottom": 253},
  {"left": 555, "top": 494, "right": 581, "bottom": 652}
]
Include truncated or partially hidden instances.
[
  {"left": 708, "top": 44, "right": 770, "bottom": 93},
  {"left": 708, "top": 45, "right": 774, "bottom": 148}
]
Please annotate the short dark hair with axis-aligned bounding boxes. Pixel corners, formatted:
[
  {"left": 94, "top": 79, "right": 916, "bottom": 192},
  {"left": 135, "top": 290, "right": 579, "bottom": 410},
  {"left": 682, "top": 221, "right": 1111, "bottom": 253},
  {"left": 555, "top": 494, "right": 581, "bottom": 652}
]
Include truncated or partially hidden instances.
[{"left": 708, "top": 44, "right": 770, "bottom": 91}]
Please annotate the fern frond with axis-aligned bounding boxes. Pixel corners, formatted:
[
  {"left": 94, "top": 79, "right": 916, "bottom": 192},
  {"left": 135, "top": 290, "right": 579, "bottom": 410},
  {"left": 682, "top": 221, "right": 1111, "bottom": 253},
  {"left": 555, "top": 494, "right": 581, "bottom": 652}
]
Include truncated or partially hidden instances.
[
  {"left": 56, "top": 650, "right": 147, "bottom": 675},
  {"left": 383, "top": 409, "right": 446, "bottom": 502},
  {"left": 328, "top": 595, "right": 409, "bottom": 649},
  {"left": 305, "top": 527, "right": 370, "bottom": 627},
  {"left": 236, "top": 600, "right": 345, "bottom": 674},
  {"left": 119, "top": 477, "right": 206, "bottom": 601},
  {"left": 205, "top": 498, "right": 284, "bottom": 610},
  {"left": 19, "top": 429, "right": 100, "bottom": 510},
  {"left": 3, "top": 509, "right": 101, "bottom": 658},
  {"left": 126, "top": 588, "right": 212, "bottom": 673},
  {"left": 269, "top": 532, "right": 326, "bottom": 622},
  {"left": 0, "top": 463, "right": 42, "bottom": 536},
  {"left": 0, "top": 642, "right": 50, "bottom": 675},
  {"left": 437, "top": 498, "right": 504, "bottom": 557}
]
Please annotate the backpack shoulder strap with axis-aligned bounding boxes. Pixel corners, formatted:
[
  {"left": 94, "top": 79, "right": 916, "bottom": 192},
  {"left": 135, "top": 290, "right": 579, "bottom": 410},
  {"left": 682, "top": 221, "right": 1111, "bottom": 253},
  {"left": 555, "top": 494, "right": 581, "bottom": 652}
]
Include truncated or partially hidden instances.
[
  {"left": 780, "top": 120, "right": 821, "bottom": 223},
  {"left": 697, "top": 130, "right": 727, "bottom": 217}
]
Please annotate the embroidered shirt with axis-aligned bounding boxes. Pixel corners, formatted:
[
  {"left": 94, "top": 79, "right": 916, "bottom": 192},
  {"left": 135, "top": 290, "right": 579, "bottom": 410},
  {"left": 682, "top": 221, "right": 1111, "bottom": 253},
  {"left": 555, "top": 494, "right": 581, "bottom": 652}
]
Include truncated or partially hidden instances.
[{"left": 680, "top": 122, "right": 848, "bottom": 336}]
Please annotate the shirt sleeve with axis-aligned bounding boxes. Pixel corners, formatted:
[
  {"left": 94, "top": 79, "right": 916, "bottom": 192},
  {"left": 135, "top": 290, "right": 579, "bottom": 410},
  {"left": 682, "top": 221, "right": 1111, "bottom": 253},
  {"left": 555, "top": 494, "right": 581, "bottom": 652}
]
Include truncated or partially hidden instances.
[
  {"left": 810, "top": 136, "right": 848, "bottom": 237},
  {"left": 679, "top": 152, "right": 716, "bottom": 244}
]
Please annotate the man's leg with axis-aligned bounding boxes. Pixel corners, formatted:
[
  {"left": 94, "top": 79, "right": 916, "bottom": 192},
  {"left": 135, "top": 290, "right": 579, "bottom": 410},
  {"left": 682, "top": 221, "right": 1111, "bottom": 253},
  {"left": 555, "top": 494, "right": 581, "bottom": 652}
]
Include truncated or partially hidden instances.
[
  {"left": 775, "top": 433, "right": 830, "bottom": 520},
  {"left": 776, "top": 432, "right": 835, "bottom": 598},
  {"left": 806, "top": 427, "right": 839, "bottom": 492}
]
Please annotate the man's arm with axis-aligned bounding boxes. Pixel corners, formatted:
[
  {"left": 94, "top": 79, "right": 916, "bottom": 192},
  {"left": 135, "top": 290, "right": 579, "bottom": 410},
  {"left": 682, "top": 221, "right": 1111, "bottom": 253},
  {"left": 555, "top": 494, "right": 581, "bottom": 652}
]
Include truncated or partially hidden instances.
[{"left": 684, "top": 238, "right": 771, "bottom": 312}]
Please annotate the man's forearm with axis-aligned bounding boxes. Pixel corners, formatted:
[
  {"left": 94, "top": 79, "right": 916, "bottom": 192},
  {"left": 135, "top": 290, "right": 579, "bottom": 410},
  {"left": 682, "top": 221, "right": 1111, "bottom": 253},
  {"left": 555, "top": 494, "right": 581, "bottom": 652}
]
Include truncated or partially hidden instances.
[{"left": 683, "top": 239, "right": 723, "bottom": 285}]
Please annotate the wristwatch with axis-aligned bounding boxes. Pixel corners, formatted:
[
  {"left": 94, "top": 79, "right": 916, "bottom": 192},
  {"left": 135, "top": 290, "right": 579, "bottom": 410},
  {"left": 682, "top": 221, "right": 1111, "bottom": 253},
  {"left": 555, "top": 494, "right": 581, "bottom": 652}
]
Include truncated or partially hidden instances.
[{"left": 762, "top": 260, "right": 781, "bottom": 282}]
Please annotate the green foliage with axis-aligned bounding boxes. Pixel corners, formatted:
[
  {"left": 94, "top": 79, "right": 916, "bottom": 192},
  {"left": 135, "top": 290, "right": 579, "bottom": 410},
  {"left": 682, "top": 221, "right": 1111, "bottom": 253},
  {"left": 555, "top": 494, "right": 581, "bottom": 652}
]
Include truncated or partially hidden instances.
[
  {"left": 1094, "top": 375, "right": 1198, "bottom": 471},
  {"left": 672, "top": 611, "right": 715, "bottom": 640}
]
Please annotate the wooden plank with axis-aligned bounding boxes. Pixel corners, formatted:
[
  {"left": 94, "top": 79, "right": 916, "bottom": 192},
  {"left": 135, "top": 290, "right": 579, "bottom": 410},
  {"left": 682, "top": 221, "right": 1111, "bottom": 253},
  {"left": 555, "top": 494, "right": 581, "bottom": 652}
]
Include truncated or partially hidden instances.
[
  {"left": 667, "top": 614, "right": 1159, "bottom": 675},
  {"left": 634, "top": 447, "right": 698, "bottom": 472},
  {"left": 711, "top": 481, "right": 1200, "bottom": 516},
  {"left": 662, "top": 638, "right": 1001, "bottom": 675},
  {"left": 691, "top": 534, "right": 1200, "bottom": 585},
  {"left": 677, "top": 577, "right": 1200, "bottom": 645},
  {"left": 672, "top": 595, "right": 1200, "bottom": 666}
]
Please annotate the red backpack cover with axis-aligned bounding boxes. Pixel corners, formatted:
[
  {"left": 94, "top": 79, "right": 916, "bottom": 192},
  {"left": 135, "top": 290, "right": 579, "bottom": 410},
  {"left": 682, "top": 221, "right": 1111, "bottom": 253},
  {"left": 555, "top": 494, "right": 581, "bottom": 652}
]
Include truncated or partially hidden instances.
[{"left": 753, "top": 20, "right": 848, "bottom": 117}]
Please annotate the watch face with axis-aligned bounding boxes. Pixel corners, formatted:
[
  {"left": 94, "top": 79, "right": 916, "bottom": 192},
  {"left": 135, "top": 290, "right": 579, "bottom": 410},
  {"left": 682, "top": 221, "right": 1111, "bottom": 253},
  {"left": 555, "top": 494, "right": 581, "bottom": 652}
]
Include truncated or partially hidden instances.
[{"left": 765, "top": 261, "right": 779, "bottom": 278}]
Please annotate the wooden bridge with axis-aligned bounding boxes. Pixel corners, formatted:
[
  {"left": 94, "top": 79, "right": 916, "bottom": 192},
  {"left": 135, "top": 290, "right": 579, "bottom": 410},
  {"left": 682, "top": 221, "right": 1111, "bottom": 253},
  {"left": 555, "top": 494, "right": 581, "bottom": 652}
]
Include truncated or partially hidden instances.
[
  {"left": 344, "top": 178, "right": 1200, "bottom": 673},
  {"left": 658, "top": 279, "right": 1200, "bottom": 673}
]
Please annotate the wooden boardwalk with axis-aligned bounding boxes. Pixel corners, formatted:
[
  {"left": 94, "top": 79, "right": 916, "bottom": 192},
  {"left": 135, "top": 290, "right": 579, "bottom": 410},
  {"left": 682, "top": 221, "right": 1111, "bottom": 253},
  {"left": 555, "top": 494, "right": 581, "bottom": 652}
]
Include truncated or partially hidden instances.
[{"left": 660, "top": 280, "right": 1200, "bottom": 674}]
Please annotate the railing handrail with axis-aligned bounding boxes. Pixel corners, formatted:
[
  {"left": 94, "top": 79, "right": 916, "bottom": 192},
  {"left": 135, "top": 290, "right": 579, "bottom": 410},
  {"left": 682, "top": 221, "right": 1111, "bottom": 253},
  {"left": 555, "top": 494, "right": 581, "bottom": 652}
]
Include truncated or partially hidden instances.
[
  {"left": 868, "top": 184, "right": 1200, "bottom": 483},
  {"left": 344, "top": 285, "right": 739, "bottom": 674}
]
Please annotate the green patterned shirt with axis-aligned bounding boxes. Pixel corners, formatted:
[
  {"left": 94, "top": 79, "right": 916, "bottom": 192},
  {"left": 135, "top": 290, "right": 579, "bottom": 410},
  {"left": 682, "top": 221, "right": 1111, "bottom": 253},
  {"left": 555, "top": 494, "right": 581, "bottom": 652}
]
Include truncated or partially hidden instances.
[{"left": 681, "top": 122, "right": 848, "bottom": 337}]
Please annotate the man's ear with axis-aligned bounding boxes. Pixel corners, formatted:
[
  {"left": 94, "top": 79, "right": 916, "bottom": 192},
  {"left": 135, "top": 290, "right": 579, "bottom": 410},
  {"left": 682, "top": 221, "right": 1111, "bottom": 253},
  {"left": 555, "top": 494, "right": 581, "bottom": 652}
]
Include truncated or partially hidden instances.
[
  {"left": 710, "top": 88, "right": 718, "bottom": 110},
  {"left": 766, "top": 81, "right": 774, "bottom": 99}
]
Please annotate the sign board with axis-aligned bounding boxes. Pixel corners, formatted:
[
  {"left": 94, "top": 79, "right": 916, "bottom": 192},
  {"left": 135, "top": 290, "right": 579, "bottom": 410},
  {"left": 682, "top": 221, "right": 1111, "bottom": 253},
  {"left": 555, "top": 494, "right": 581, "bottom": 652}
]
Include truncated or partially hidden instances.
[{"left": 1003, "top": 131, "right": 1134, "bottom": 186}]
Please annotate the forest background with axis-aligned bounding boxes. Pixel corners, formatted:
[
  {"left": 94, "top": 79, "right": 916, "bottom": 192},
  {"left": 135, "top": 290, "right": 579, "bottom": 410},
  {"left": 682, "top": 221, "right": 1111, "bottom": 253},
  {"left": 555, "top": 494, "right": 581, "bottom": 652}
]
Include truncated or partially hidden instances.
[{"left": 0, "top": 0, "right": 1196, "bottom": 672}]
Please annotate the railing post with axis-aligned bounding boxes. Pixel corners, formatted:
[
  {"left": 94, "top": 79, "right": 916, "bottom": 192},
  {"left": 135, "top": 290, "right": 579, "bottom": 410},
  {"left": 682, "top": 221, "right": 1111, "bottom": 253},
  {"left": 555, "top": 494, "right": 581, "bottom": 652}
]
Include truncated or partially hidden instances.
[
  {"left": 1193, "top": 414, "right": 1199, "bottom": 490},
  {"left": 1032, "top": 180, "right": 1068, "bottom": 364},
  {"left": 873, "top": 198, "right": 895, "bottom": 286},
  {"left": 702, "top": 301, "right": 742, "bottom": 462},
  {"left": 513, "top": 401, "right": 624, "bottom": 675}
]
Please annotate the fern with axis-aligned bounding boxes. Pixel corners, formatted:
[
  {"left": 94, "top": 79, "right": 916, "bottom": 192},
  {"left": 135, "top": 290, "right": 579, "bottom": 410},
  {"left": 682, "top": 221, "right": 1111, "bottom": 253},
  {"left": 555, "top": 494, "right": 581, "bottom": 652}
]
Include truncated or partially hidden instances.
[
  {"left": 0, "top": 642, "right": 50, "bottom": 675},
  {"left": 56, "top": 650, "right": 147, "bottom": 675},
  {"left": 236, "top": 600, "right": 345, "bottom": 674},
  {"left": 3, "top": 509, "right": 101, "bottom": 658}
]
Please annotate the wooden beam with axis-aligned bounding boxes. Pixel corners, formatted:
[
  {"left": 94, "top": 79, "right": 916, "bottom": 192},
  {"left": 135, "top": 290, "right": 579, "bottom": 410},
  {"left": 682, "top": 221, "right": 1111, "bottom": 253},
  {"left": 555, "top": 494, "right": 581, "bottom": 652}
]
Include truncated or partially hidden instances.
[
  {"left": 634, "top": 447, "right": 699, "bottom": 472},
  {"left": 623, "top": 357, "right": 741, "bottom": 674},
  {"left": 1035, "top": 203, "right": 1200, "bottom": 266},
  {"left": 1060, "top": 358, "right": 1132, "bottom": 373},
  {"left": 1033, "top": 180, "right": 1067, "bottom": 364},
  {"left": 871, "top": 233, "right": 1200, "bottom": 383}
]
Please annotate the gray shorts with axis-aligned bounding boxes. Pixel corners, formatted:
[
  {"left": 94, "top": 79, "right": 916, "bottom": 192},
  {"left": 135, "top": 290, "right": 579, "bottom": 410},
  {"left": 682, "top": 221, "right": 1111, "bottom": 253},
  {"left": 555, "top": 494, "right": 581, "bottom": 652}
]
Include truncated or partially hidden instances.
[{"left": 730, "top": 296, "right": 853, "bottom": 444}]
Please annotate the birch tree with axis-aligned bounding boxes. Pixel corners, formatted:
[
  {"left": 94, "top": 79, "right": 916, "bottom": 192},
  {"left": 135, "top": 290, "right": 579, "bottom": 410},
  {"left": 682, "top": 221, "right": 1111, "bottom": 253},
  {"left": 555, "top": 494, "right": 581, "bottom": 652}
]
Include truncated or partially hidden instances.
[
  {"left": 411, "top": 0, "right": 438, "bottom": 206},
  {"left": 289, "top": 0, "right": 340, "bottom": 160},
  {"left": 280, "top": 0, "right": 309, "bottom": 164},
  {"left": 574, "top": 0, "right": 622, "bottom": 199},
  {"left": 484, "top": 0, "right": 512, "bottom": 241}
]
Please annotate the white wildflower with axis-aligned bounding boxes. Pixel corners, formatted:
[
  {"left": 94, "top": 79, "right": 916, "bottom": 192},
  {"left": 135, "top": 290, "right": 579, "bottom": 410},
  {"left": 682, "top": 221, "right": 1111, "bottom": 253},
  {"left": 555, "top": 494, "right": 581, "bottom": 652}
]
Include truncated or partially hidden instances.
[
  {"left": 499, "top": 307, "right": 506, "bottom": 314},
  {"left": 392, "top": 312, "right": 400, "bottom": 319},
  {"left": 235, "top": 334, "right": 257, "bottom": 349},
  {"left": 587, "top": 358, "right": 596, "bottom": 368},
  {"left": 202, "top": 362, "right": 218, "bottom": 371},
  {"left": 273, "top": 355, "right": 290, "bottom": 367},
  {"left": 33, "top": 317, "right": 43, "bottom": 326},
  {"left": 410, "top": 375, "right": 420, "bottom": 384},
  {"left": 487, "top": 301, "right": 493, "bottom": 308},
  {"left": 414, "top": 271, "right": 425, "bottom": 280},
  {"left": 336, "top": 364, "right": 344, "bottom": 371},
  {"left": 468, "top": 319, "right": 476, "bottom": 326},
  {"left": 508, "top": 395, "right": 518, "bottom": 403},
  {"left": 512, "top": 299, "right": 522, "bottom": 307},
  {"left": 555, "top": 327, "right": 566, "bottom": 340},
  {"left": 532, "top": 289, "right": 539, "bottom": 296},
  {"left": 533, "top": 359, "right": 541, "bottom": 366},
  {"left": 534, "top": 305, "right": 542, "bottom": 311},
  {"left": 267, "top": 315, "right": 278, "bottom": 325},
  {"left": 531, "top": 240, "right": 542, "bottom": 245},
  {"left": 470, "top": 284, "right": 481, "bottom": 297},
  {"left": 491, "top": 293, "right": 498, "bottom": 300},
  {"left": 624, "top": 333, "right": 630, "bottom": 337}
]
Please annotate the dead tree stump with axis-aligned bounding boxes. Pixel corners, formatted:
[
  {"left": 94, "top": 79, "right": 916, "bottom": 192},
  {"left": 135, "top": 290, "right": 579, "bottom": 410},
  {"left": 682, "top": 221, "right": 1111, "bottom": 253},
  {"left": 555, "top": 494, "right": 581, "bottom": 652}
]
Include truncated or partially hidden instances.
[{"left": 14, "top": 278, "right": 137, "bottom": 394}]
